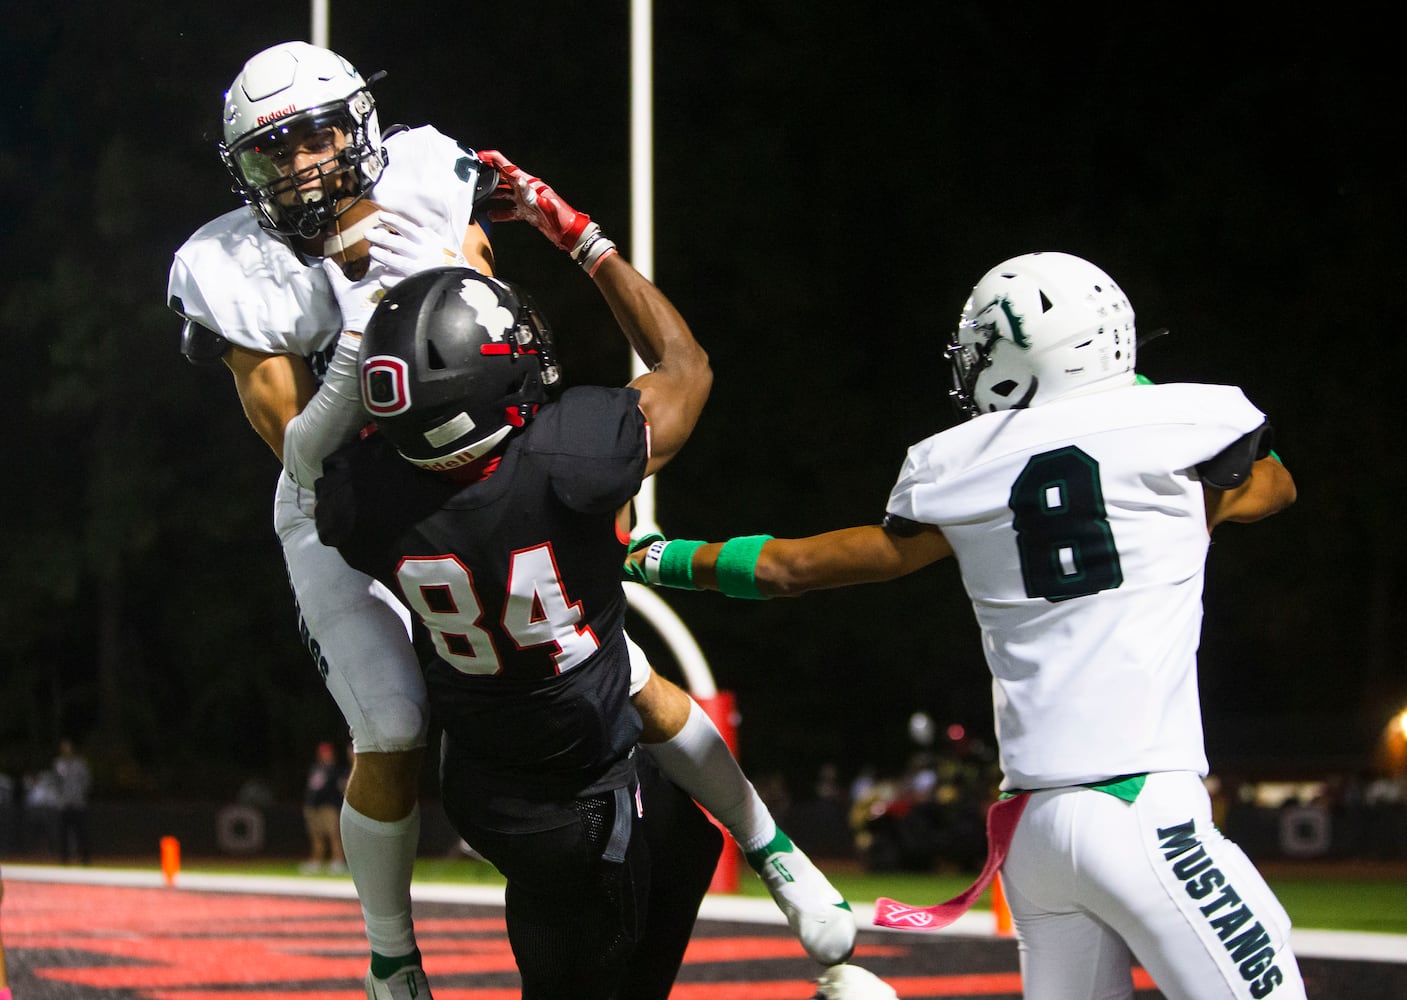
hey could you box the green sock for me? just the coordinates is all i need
[369,948,422,980]
[744,827,795,873]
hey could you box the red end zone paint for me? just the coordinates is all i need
[0,878,1164,999]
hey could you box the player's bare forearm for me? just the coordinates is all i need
[693,524,952,597]
[461,221,495,275]
[593,254,712,475]
[225,344,317,462]
[476,150,709,471]
[592,254,704,370]
[1205,455,1297,529]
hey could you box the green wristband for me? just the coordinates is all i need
[648,539,704,590]
[715,534,774,600]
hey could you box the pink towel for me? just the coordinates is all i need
[873,792,1029,930]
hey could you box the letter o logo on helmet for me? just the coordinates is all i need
[362,355,412,416]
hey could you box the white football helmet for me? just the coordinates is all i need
[218,41,387,239]
[947,251,1136,419]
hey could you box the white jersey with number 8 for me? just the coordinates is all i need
[886,381,1265,790]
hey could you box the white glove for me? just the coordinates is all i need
[367,213,470,280]
[321,256,389,334]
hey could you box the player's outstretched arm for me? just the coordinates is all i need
[629,523,953,599]
[478,149,711,477]
[590,253,711,476]
[1205,455,1297,529]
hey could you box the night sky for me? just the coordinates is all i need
[4,4,1402,794]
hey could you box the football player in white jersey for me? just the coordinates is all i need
[631,252,1305,1000]
[167,41,857,999]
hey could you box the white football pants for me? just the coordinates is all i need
[1001,770,1307,1000]
[275,474,426,754]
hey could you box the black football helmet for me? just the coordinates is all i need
[359,267,561,472]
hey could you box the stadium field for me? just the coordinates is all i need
[2,861,1403,998]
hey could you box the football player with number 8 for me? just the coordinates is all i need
[629,252,1307,1000]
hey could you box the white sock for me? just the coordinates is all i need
[644,699,776,852]
[340,800,421,959]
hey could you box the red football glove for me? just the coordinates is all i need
[479,150,617,275]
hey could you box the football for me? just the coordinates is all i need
[323,197,384,279]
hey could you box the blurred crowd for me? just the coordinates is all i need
[2,733,1405,869]
[0,738,92,863]
[753,746,1407,872]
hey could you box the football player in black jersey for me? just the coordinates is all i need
[314,153,719,1000]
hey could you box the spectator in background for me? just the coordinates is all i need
[302,741,349,875]
[1,867,10,1000]
[814,763,844,803]
[54,739,91,865]
[0,772,15,854]
[22,768,59,854]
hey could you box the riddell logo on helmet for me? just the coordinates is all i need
[256,104,298,127]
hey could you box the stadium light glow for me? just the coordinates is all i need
[1379,706,1407,777]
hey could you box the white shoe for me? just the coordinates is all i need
[814,963,899,1000]
[364,965,432,1000]
[298,860,325,875]
[747,829,856,966]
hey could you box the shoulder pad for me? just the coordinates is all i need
[178,317,230,367]
[882,513,926,537]
[1197,422,1273,490]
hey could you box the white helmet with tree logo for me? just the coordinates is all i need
[947,251,1136,419]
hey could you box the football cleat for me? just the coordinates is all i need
[364,964,432,1000]
[746,829,857,966]
[813,963,900,1000]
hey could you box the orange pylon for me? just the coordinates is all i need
[160,836,181,887]
[992,871,1014,936]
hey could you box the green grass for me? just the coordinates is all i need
[177,858,1407,936]
[1257,875,1407,936]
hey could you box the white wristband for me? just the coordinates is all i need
[571,222,618,276]
[643,540,669,586]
